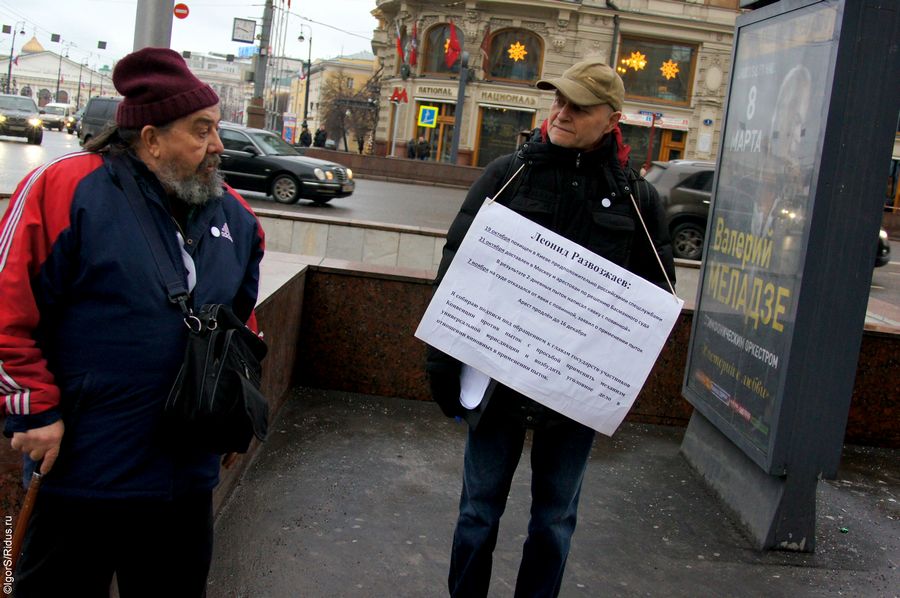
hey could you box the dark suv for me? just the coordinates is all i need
[646,159,891,267]
[644,160,713,260]
[78,96,122,145]
[0,94,43,145]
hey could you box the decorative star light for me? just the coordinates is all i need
[508,41,528,62]
[625,51,647,71]
[444,38,450,53]
[660,59,680,80]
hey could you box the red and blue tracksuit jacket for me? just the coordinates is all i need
[0,152,265,499]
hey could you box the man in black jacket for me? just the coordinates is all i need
[313,125,327,147]
[426,60,675,598]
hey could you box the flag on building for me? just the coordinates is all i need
[395,22,405,63]
[445,20,461,68]
[408,22,418,67]
[480,25,491,74]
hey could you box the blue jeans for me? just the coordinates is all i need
[448,392,596,597]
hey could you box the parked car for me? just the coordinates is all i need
[0,93,43,145]
[40,102,75,131]
[218,122,354,204]
[78,96,122,145]
[644,160,714,260]
[645,159,891,267]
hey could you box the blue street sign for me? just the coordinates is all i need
[418,106,438,128]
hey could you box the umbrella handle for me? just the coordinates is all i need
[8,461,43,576]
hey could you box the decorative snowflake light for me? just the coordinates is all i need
[508,41,528,62]
[625,51,647,71]
[660,59,680,80]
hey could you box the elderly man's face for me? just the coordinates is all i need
[548,92,621,150]
[150,105,225,204]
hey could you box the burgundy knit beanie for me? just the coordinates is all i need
[113,47,219,128]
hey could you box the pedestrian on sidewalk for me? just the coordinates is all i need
[298,124,312,147]
[0,47,265,597]
[425,59,675,597]
[314,124,328,147]
[415,135,431,160]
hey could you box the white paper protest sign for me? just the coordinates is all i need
[415,201,684,436]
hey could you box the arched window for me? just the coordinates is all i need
[20,86,32,98]
[423,23,464,75]
[484,28,543,83]
[38,89,52,107]
[56,90,69,103]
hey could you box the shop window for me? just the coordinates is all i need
[615,37,697,106]
[484,29,543,84]
[423,23,463,75]
[476,106,535,167]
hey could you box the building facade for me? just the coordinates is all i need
[0,36,114,109]
[287,52,378,149]
[371,0,740,166]
[181,52,254,126]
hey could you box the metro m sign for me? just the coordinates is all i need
[389,87,408,104]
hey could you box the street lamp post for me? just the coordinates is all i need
[298,25,312,129]
[75,61,86,109]
[87,60,94,98]
[51,34,66,102]
[3,22,26,94]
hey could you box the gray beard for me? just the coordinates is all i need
[156,156,225,206]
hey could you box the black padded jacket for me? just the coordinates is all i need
[425,130,676,427]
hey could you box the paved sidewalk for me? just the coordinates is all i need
[208,389,898,598]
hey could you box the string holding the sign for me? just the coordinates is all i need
[484,162,677,300]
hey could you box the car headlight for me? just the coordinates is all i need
[0,114,6,124]
[313,168,326,180]
[325,170,334,180]
[28,117,42,127]
[879,229,888,240]
[346,168,353,180]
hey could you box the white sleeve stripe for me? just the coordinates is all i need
[0,151,90,272]
[2,390,30,416]
[0,351,33,416]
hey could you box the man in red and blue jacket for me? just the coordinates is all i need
[0,48,265,596]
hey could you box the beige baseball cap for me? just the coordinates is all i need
[536,60,625,111]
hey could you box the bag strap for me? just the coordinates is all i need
[108,155,192,316]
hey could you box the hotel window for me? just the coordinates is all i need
[615,37,698,106]
[423,23,464,76]
[484,28,543,84]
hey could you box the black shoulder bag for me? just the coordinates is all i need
[111,156,269,454]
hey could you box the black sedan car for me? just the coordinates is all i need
[218,122,354,204]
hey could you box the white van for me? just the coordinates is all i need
[41,102,76,133]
